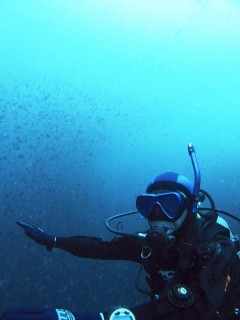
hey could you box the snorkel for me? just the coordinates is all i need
[188,143,201,213]
[105,143,201,238]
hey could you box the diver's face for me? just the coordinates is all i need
[148,207,188,233]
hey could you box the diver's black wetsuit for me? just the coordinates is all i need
[55,217,240,320]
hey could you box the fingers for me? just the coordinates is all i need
[24,228,38,238]
[16,221,36,231]
[16,221,54,248]
[17,221,41,242]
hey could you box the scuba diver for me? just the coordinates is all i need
[2,144,240,320]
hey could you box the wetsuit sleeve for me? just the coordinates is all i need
[55,235,144,263]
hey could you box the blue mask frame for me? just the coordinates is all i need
[136,192,185,221]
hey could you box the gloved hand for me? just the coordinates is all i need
[17,221,55,251]
[0,307,104,320]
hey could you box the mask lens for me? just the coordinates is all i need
[136,192,184,220]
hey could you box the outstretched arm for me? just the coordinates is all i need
[17,221,144,263]
[55,234,144,262]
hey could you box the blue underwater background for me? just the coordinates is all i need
[1,0,240,314]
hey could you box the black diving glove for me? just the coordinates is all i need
[0,307,104,320]
[17,221,55,251]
